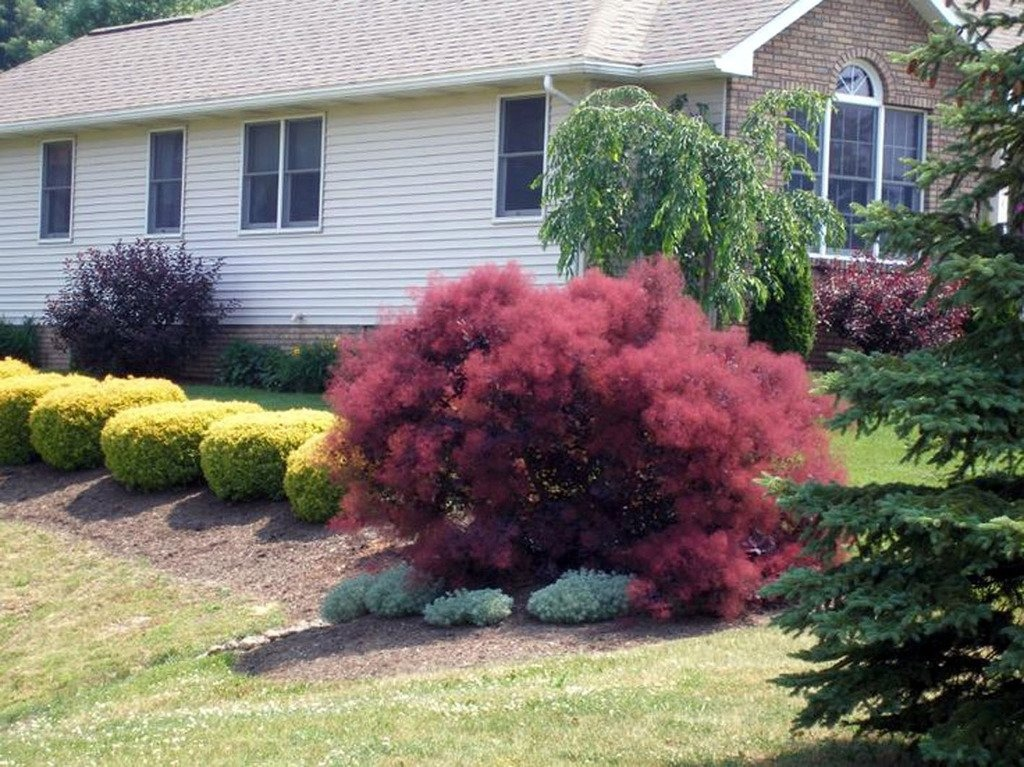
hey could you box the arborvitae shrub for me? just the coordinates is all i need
[101,400,263,491]
[284,431,346,523]
[321,572,376,623]
[423,588,514,627]
[814,255,969,355]
[0,373,95,465]
[29,377,185,470]
[362,564,444,618]
[0,356,34,379]
[0,318,38,365]
[327,258,842,618]
[199,409,336,501]
[748,253,816,357]
[43,239,233,376]
[526,570,632,624]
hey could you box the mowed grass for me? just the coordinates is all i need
[0,417,930,765]
[182,383,328,411]
[0,518,911,766]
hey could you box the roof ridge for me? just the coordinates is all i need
[88,15,194,36]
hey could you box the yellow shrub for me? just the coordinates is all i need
[0,373,96,465]
[284,431,346,523]
[101,400,264,491]
[0,357,35,379]
[199,409,336,501]
[29,377,186,470]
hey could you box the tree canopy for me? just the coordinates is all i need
[766,2,1024,762]
[538,86,844,326]
[1,0,223,70]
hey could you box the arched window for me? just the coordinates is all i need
[788,62,926,253]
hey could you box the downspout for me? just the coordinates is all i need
[543,74,577,106]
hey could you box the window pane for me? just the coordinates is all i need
[499,154,543,213]
[150,181,182,232]
[501,97,546,154]
[150,131,183,181]
[284,171,321,226]
[41,188,71,238]
[43,141,72,187]
[245,122,280,173]
[286,118,322,171]
[243,174,278,227]
[883,110,923,182]
[836,65,874,98]
[828,103,877,251]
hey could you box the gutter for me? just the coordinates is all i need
[0,56,734,137]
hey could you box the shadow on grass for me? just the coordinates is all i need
[675,737,917,766]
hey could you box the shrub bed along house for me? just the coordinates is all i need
[0,318,38,364]
[29,377,186,470]
[326,258,843,619]
[217,339,337,393]
[101,399,264,491]
[0,373,95,465]
[283,431,346,523]
[199,409,336,501]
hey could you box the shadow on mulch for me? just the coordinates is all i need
[167,491,331,543]
[0,463,104,505]
[66,475,194,522]
[235,612,727,682]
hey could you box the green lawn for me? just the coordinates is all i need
[0,413,932,764]
[0,520,910,766]
[183,384,328,411]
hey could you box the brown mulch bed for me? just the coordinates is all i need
[0,463,741,681]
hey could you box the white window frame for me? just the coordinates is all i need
[238,113,326,235]
[38,137,75,243]
[145,126,187,237]
[804,61,927,259]
[492,92,549,223]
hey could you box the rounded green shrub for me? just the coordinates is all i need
[526,569,633,624]
[0,373,95,465]
[0,356,35,379]
[423,588,514,627]
[320,572,376,624]
[199,409,336,501]
[363,564,444,618]
[283,431,346,523]
[29,377,185,470]
[101,399,264,491]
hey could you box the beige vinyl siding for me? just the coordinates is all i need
[0,87,582,325]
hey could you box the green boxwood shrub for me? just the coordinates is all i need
[199,409,336,501]
[423,588,514,627]
[526,569,633,624]
[283,431,346,523]
[0,356,34,379]
[101,399,263,491]
[0,373,95,465]
[29,377,185,470]
[363,564,444,618]
[320,572,376,624]
[0,318,38,365]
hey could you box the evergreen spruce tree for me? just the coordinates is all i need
[765,3,1024,764]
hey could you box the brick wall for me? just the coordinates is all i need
[725,0,961,209]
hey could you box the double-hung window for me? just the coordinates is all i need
[148,129,185,234]
[40,139,74,240]
[242,117,323,230]
[495,95,546,217]
[788,63,926,253]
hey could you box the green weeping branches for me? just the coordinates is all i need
[539,85,843,329]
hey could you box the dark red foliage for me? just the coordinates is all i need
[45,239,234,376]
[814,255,969,355]
[327,258,843,618]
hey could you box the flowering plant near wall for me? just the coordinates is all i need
[814,254,969,355]
[326,257,843,619]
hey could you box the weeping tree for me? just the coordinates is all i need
[765,2,1024,763]
[539,85,843,332]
